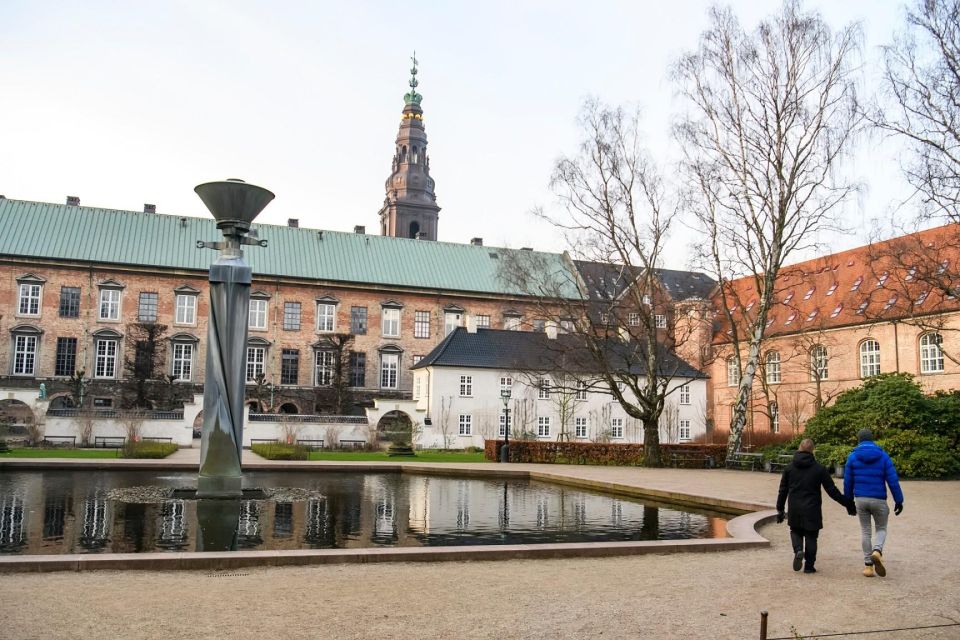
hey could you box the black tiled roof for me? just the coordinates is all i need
[573,260,715,302]
[411,327,706,379]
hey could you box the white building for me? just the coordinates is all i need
[410,325,708,449]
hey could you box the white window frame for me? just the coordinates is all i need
[770,402,780,433]
[537,416,551,438]
[458,414,472,436]
[679,419,691,442]
[765,351,781,384]
[315,350,335,386]
[12,334,38,376]
[459,375,473,397]
[679,383,691,405]
[172,342,194,381]
[538,379,550,400]
[475,315,490,328]
[628,312,640,327]
[17,283,42,316]
[246,346,266,382]
[727,357,740,386]
[859,340,881,378]
[810,345,829,381]
[380,352,399,389]
[175,294,197,325]
[504,316,521,331]
[498,413,510,437]
[316,303,336,333]
[94,338,119,379]
[655,314,667,329]
[500,376,513,394]
[99,288,121,321]
[444,312,462,336]
[920,332,945,374]
[575,417,588,438]
[249,299,268,330]
[610,417,624,439]
[575,381,588,401]
[414,310,431,338]
[382,307,401,338]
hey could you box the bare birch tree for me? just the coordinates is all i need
[673,0,862,455]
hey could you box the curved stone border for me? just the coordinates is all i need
[0,462,778,572]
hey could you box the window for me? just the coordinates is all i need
[628,313,640,327]
[99,289,121,321]
[560,319,574,333]
[458,414,472,436]
[920,333,944,374]
[444,312,462,336]
[538,379,550,399]
[576,381,588,401]
[810,345,829,380]
[856,301,869,315]
[679,419,691,442]
[537,416,551,438]
[475,315,490,328]
[59,287,80,318]
[806,309,819,322]
[783,292,794,304]
[679,383,691,405]
[500,376,513,394]
[414,311,430,338]
[727,357,740,386]
[55,337,77,377]
[803,287,815,300]
[350,306,368,335]
[249,299,267,330]
[877,272,889,287]
[316,303,335,332]
[504,315,521,331]
[12,334,38,375]
[134,292,157,322]
[906,267,916,282]
[382,308,400,338]
[246,346,266,382]
[94,339,119,378]
[655,314,667,329]
[826,283,838,296]
[412,355,423,366]
[280,349,299,385]
[769,402,780,433]
[575,417,588,438]
[532,319,546,332]
[349,352,366,387]
[283,302,302,331]
[459,375,473,397]
[642,295,651,305]
[175,294,197,325]
[599,312,610,325]
[499,413,511,437]
[610,418,624,439]
[380,352,399,389]
[830,304,843,318]
[765,351,781,384]
[850,276,863,291]
[172,343,193,381]
[915,290,929,306]
[17,283,42,316]
[859,340,881,378]
[315,351,335,386]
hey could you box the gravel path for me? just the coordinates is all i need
[0,470,957,639]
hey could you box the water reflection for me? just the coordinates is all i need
[0,470,731,555]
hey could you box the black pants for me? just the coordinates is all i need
[790,527,820,568]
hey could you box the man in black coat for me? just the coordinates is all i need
[776,438,855,573]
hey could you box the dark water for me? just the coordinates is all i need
[0,470,729,554]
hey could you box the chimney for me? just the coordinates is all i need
[354,225,366,234]
[466,315,478,333]
[545,320,558,340]
[415,231,425,240]
[287,218,299,228]
[66,196,80,206]
[143,204,156,214]
[521,247,533,251]
[470,237,483,246]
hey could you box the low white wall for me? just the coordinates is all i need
[243,419,370,448]
[40,396,203,447]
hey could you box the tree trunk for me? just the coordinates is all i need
[643,417,662,467]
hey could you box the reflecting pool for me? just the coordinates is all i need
[0,470,730,554]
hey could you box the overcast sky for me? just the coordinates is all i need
[1,1,916,269]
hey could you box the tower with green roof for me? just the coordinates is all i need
[379,53,441,241]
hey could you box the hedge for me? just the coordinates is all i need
[251,442,309,460]
[123,441,178,458]
[483,440,728,467]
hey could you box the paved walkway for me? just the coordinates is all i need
[0,464,956,639]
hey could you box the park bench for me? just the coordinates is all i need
[768,454,794,473]
[42,435,76,448]
[142,436,173,443]
[669,452,716,469]
[338,439,366,450]
[725,451,764,471]
[295,439,324,451]
[94,436,126,449]
[249,438,281,447]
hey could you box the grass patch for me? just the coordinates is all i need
[124,441,178,459]
[0,448,122,458]
[306,450,486,463]
[252,442,309,460]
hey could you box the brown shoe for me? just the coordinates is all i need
[870,550,886,577]
[863,565,875,578]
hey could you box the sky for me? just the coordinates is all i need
[0,0,917,270]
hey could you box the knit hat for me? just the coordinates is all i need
[857,428,874,442]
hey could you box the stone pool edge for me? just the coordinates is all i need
[0,461,777,572]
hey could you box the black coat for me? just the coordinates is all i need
[776,451,847,531]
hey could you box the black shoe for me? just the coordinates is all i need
[803,565,817,574]
[793,550,803,572]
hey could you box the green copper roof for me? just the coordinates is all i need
[0,198,580,297]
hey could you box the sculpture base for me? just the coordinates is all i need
[197,474,243,498]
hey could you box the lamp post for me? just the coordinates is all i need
[500,388,511,463]
[195,178,274,498]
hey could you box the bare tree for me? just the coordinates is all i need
[123,322,168,409]
[437,396,454,450]
[313,334,356,414]
[501,99,692,466]
[511,397,536,440]
[659,400,680,444]
[75,412,95,447]
[674,0,862,455]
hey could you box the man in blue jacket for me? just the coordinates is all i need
[843,429,904,578]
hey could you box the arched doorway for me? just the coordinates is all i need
[192,410,204,439]
[376,410,413,444]
[279,403,299,415]
[408,221,420,239]
[0,399,36,440]
[48,394,75,410]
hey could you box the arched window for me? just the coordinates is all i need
[859,339,881,378]
[409,221,420,239]
[412,146,419,163]
[726,356,740,387]
[810,345,829,381]
[765,351,781,384]
[920,332,944,373]
[400,145,407,163]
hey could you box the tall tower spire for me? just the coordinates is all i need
[379,53,440,241]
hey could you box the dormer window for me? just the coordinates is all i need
[826,283,838,296]
[915,290,929,306]
[830,304,843,318]
[783,292,794,304]
[746,299,756,311]
[850,276,863,291]
[883,295,898,312]
[803,287,816,300]
[938,260,949,275]
[806,309,819,322]
[856,301,869,315]
[785,312,797,325]
[766,317,775,328]
[906,267,916,282]
[877,272,889,287]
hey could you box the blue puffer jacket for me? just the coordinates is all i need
[843,441,904,503]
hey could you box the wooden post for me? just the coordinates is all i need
[760,610,768,640]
